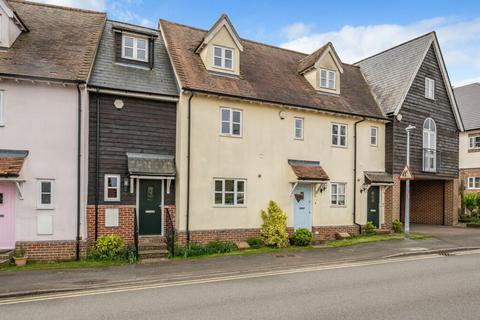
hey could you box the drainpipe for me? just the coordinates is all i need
[94,88,100,241]
[353,118,366,234]
[186,92,194,243]
[75,84,82,260]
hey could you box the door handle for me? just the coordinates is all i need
[370,209,376,212]
[145,210,155,214]
[299,207,305,210]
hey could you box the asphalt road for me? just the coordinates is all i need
[2,252,480,320]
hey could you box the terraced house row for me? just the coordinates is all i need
[0,0,466,261]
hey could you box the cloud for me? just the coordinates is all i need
[30,0,106,11]
[280,22,313,41]
[280,17,480,85]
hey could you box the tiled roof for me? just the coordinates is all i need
[127,153,176,176]
[364,171,394,185]
[160,20,385,120]
[89,20,178,96]
[0,149,28,177]
[297,43,329,74]
[454,83,480,131]
[1,0,106,81]
[355,32,434,115]
[289,160,329,181]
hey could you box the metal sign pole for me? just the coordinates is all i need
[404,125,415,239]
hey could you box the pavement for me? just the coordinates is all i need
[2,248,480,319]
[0,224,479,299]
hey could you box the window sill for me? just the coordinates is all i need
[331,144,348,149]
[104,199,121,202]
[330,205,347,208]
[121,55,148,63]
[212,65,234,73]
[294,138,304,141]
[220,134,243,139]
[36,207,55,210]
[370,144,378,147]
[213,205,247,208]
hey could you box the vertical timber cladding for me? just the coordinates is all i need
[87,93,177,207]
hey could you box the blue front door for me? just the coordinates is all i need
[293,184,312,230]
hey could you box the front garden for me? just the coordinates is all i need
[460,192,480,226]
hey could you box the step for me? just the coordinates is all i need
[138,249,169,260]
[0,250,13,263]
[138,237,167,245]
[139,257,168,264]
[0,259,10,268]
[138,243,168,251]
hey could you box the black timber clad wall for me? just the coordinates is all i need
[387,45,459,178]
[88,93,176,205]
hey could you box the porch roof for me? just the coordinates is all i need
[127,153,176,176]
[0,149,28,178]
[288,160,329,181]
[364,171,394,185]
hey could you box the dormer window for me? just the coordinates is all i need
[122,35,148,62]
[320,69,336,89]
[213,46,233,70]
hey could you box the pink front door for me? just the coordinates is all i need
[0,183,15,249]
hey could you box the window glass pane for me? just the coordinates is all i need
[137,39,146,49]
[232,123,241,135]
[237,181,245,192]
[224,193,234,205]
[475,137,480,148]
[214,47,222,57]
[215,192,223,204]
[332,135,338,145]
[107,188,117,198]
[225,180,234,192]
[124,47,134,58]
[224,59,232,69]
[108,177,117,187]
[332,124,338,135]
[232,110,241,123]
[237,193,244,205]
[41,181,51,193]
[221,121,230,134]
[340,136,346,146]
[214,57,222,67]
[332,184,337,194]
[41,193,51,205]
[340,125,346,136]
[225,49,233,59]
[221,109,230,121]
[331,195,337,205]
[124,37,134,47]
[215,180,223,192]
[137,49,146,60]
[296,129,302,138]
[338,195,345,205]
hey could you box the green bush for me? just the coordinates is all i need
[88,235,125,261]
[364,221,377,236]
[174,241,238,258]
[463,193,478,214]
[392,219,403,233]
[124,245,138,264]
[291,228,313,246]
[260,201,289,248]
[246,237,265,249]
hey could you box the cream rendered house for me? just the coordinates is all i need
[161,15,392,243]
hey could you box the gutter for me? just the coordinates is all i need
[186,92,195,243]
[353,118,366,234]
[75,85,82,260]
[87,87,178,102]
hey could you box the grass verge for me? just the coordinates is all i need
[327,233,430,248]
[0,259,126,272]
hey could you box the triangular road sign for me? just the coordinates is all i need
[399,164,414,180]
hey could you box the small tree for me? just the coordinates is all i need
[260,201,289,248]
[463,193,477,216]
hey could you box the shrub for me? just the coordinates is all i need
[88,235,125,261]
[246,237,265,249]
[463,193,478,214]
[260,201,289,248]
[124,245,138,264]
[291,228,313,246]
[364,221,376,236]
[14,245,26,258]
[392,219,403,233]
[174,241,238,258]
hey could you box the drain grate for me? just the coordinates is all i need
[438,251,452,257]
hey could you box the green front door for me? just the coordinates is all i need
[367,186,380,228]
[139,180,163,235]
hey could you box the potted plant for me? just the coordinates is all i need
[13,246,27,266]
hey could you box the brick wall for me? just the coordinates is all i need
[86,205,135,247]
[409,180,444,225]
[444,179,459,225]
[385,176,401,224]
[15,240,89,262]
[312,225,360,240]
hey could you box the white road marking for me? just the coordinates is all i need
[0,254,452,306]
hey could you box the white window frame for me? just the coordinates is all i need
[320,68,336,90]
[294,117,304,140]
[104,174,121,202]
[121,34,148,62]
[213,45,234,70]
[331,123,348,147]
[220,107,242,137]
[425,77,435,100]
[213,178,247,207]
[0,90,4,126]
[331,182,346,206]
[423,118,437,172]
[37,179,55,210]
[468,177,480,190]
[469,135,480,150]
[370,126,378,146]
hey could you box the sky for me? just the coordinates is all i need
[32,0,480,86]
